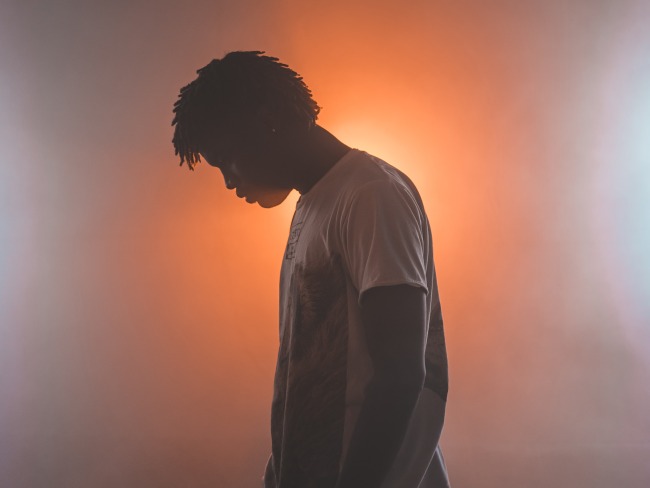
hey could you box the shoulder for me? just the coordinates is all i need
[337,151,424,212]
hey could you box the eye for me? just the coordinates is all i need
[217,146,238,164]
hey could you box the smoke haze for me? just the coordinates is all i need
[1,0,649,486]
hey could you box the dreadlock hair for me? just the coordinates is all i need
[171,51,321,170]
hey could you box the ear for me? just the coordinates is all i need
[255,105,282,136]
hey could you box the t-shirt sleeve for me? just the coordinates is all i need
[340,178,429,299]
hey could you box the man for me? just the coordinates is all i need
[172,51,450,488]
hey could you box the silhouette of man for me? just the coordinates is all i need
[172,51,450,488]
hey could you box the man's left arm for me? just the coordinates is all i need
[335,284,427,488]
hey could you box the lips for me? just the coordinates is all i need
[235,187,256,203]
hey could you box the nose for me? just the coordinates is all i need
[220,166,239,190]
[224,175,236,190]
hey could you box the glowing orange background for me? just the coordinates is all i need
[1,0,649,487]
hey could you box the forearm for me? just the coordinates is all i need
[335,375,423,488]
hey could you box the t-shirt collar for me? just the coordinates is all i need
[296,148,359,208]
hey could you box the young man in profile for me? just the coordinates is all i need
[171,51,450,488]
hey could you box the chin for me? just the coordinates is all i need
[254,189,292,208]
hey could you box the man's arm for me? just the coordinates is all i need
[335,284,427,488]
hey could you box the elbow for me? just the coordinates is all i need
[403,372,425,398]
[370,367,425,401]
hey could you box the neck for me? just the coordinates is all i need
[290,125,351,194]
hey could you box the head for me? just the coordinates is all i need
[171,51,321,207]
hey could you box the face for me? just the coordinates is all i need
[199,128,293,208]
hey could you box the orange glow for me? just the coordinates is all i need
[3,1,650,486]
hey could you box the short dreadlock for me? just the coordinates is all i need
[172,51,321,170]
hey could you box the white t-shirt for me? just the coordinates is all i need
[265,149,450,488]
